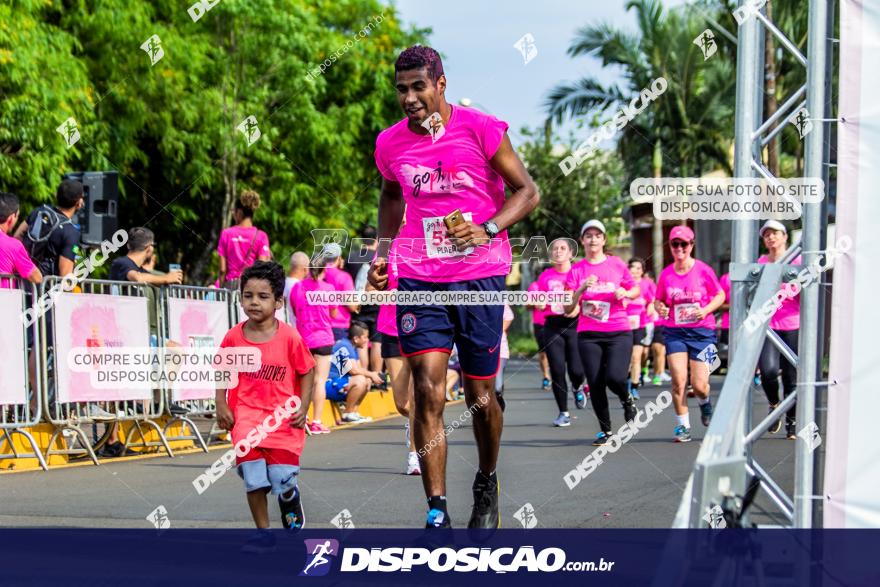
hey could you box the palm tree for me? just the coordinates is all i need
[545,0,736,275]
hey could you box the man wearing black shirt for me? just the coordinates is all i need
[14,178,84,277]
[109,227,182,285]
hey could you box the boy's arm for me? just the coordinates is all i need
[292,369,314,428]
[215,388,234,430]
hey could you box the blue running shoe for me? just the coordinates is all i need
[592,431,613,446]
[542,378,551,391]
[674,425,692,443]
[631,386,641,400]
[553,412,571,427]
[426,508,451,528]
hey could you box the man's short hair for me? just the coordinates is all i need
[56,179,84,209]
[349,320,369,340]
[395,45,445,83]
[127,227,155,252]
[0,192,20,224]
[241,261,285,299]
[289,251,310,270]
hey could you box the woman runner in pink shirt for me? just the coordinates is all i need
[218,190,271,289]
[289,256,338,435]
[564,220,640,445]
[537,238,587,428]
[653,225,725,443]
[756,220,801,438]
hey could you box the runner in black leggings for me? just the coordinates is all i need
[756,220,801,438]
[564,220,639,445]
[535,238,586,427]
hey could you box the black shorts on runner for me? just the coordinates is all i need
[651,325,665,345]
[397,275,504,379]
[380,333,402,359]
[632,327,647,346]
[309,345,333,356]
[359,316,382,343]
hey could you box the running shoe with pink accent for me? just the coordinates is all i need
[308,421,331,434]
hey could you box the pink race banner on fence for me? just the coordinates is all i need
[167,297,230,401]
[0,289,28,405]
[54,293,152,403]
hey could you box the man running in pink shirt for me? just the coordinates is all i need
[368,45,539,529]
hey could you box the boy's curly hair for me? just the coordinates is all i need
[240,260,284,299]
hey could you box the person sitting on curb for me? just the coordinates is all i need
[326,320,384,424]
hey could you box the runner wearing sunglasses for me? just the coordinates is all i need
[653,226,725,443]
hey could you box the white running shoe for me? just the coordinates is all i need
[88,405,115,421]
[341,412,373,423]
[659,372,672,382]
[406,451,421,475]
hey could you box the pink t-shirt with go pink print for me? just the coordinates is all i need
[289,277,336,349]
[374,106,511,282]
[655,260,722,330]
[565,256,635,333]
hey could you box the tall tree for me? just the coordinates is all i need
[544,0,737,274]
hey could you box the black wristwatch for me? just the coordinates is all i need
[482,220,500,239]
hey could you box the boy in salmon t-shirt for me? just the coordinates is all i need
[216,261,315,551]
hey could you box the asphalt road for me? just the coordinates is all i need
[1,359,795,529]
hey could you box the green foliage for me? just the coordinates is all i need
[546,0,737,180]
[0,0,427,282]
[513,127,627,249]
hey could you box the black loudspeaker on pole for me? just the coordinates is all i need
[63,171,119,246]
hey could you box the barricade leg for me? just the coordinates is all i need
[122,420,174,458]
[163,416,209,452]
[46,425,99,465]
[0,428,49,471]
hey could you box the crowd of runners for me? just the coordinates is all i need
[0,43,801,543]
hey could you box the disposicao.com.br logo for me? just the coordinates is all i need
[299,542,615,574]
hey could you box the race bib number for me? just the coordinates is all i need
[422,213,474,259]
[628,314,641,330]
[582,300,611,323]
[674,303,702,325]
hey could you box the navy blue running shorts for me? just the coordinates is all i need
[396,275,504,379]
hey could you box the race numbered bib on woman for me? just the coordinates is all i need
[582,300,611,323]
[674,303,701,325]
[422,213,474,258]
[628,314,641,330]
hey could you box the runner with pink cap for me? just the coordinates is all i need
[653,225,725,443]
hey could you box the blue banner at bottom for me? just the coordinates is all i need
[1,529,878,586]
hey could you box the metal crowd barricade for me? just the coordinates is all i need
[42,277,173,463]
[160,285,235,448]
[0,275,48,470]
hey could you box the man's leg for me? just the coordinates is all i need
[408,352,452,496]
[463,374,503,476]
